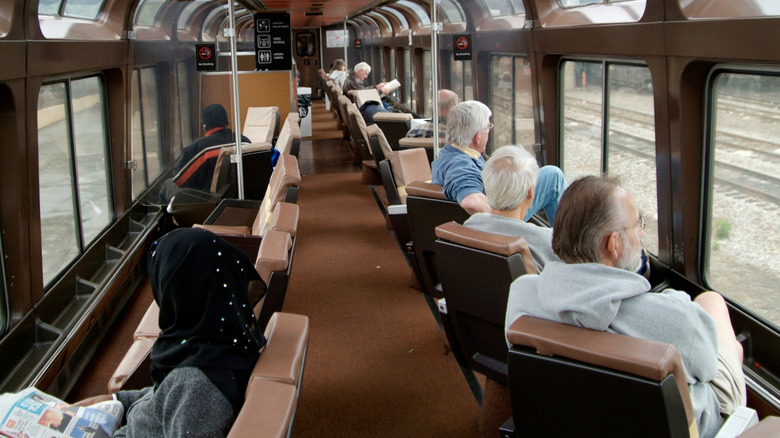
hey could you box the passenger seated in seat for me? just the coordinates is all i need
[76,228,267,438]
[159,104,251,203]
[328,59,347,92]
[342,62,389,95]
[405,89,458,139]
[431,100,567,222]
[359,100,390,125]
[505,175,746,438]
[464,146,559,272]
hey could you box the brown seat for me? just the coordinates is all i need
[405,181,469,298]
[373,112,413,150]
[398,136,435,163]
[228,311,310,438]
[274,114,301,156]
[505,315,696,437]
[243,106,280,144]
[253,229,295,330]
[434,222,534,388]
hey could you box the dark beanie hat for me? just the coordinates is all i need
[202,104,229,128]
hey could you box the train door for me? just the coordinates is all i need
[293,29,320,90]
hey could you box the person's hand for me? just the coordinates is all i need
[72,394,114,407]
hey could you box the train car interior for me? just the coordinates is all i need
[0,0,778,436]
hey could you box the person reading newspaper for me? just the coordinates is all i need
[71,228,267,437]
[0,387,122,438]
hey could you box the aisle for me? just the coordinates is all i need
[282,170,482,437]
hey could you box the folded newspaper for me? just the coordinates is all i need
[0,388,123,438]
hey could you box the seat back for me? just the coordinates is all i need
[405,181,469,297]
[398,136,435,163]
[506,316,695,438]
[244,106,280,144]
[254,229,294,330]
[172,143,230,189]
[209,142,273,195]
[365,123,393,162]
[275,115,301,156]
[373,112,413,150]
[252,154,301,238]
[379,148,431,206]
[434,222,532,385]
[350,88,383,107]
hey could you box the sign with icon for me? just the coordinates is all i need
[254,12,292,71]
[453,34,471,61]
[196,44,216,71]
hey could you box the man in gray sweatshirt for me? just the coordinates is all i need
[505,175,746,438]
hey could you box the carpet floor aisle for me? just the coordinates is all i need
[282,171,482,437]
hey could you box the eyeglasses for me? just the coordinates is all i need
[485,123,494,131]
[626,214,646,231]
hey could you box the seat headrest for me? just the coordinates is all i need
[405,181,447,200]
[507,315,694,425]
[435,221,528,256]
[388,148,431,186]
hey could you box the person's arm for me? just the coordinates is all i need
[460,193,491,215]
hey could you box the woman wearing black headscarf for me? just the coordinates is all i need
[78,228,266,437]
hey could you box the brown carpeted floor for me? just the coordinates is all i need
[283,171,481,437]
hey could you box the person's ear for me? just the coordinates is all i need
[527,185,535,201]
[604,232,620,262]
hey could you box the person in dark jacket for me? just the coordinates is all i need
[76,228,267,437]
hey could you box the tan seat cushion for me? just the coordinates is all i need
[227,379,297,438]
[249,312,310,387]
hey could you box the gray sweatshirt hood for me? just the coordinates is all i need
[535,261,651,331]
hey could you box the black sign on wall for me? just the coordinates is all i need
[453,34,472,61]
[254,12,292,71]
[196,44,216,71]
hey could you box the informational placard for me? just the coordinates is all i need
[453,34,472,61]
[354,39,362,48]
[326,29,346,48]
[254,12,291,71]
[196,44,216,71]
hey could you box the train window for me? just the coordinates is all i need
[380,6,409,29]
[177,61,193,152]
[449,59,473,102]
[561,61,658,254]
[560,0,633,6]
[681,0,780,19]
[482,0,525,17]
[38,0,104,19]
[396,0,432,25]
[438,0,466,22]
[705,71,780,328]
[403,49,415,110]
[134,0,166,27]
[131,66,163,199]
[488,55,533,155]
[422,51,432,118]
[37,76,113,286]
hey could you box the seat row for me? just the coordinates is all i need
[368,174,778,437]
[110,153,306,437]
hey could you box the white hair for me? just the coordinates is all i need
[482,146,539,211]
[445,100,492,147]
[353,62,371,74]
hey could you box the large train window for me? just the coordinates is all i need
[39,0,104,19]
[422,50,433,118]
[131,66,163,199]
[37,76,113,286]
[177,61,192,153]
[488,54,533,156]
[449,59,473,102]
[560,60,658,255]
[403,49,416,110]
[482,0,525,16]
[705,71,780,328]
[134,0,166,26]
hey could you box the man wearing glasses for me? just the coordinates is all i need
[431,100,566,222]
[504,175,746,438]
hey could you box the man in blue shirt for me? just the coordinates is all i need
[431,100,567,222]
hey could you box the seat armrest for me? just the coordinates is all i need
[405,181,446,200]
[134,303,160,340]
[250,312,310,387]
[435,221,529,257]
[107,337,155,393]
[227,379,297,438]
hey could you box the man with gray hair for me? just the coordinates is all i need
[463,146,560,272]
[431,100,567,221]
[343,61,388,95]
[505,175,746,438]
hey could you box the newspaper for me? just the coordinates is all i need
[0,388,123,438]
